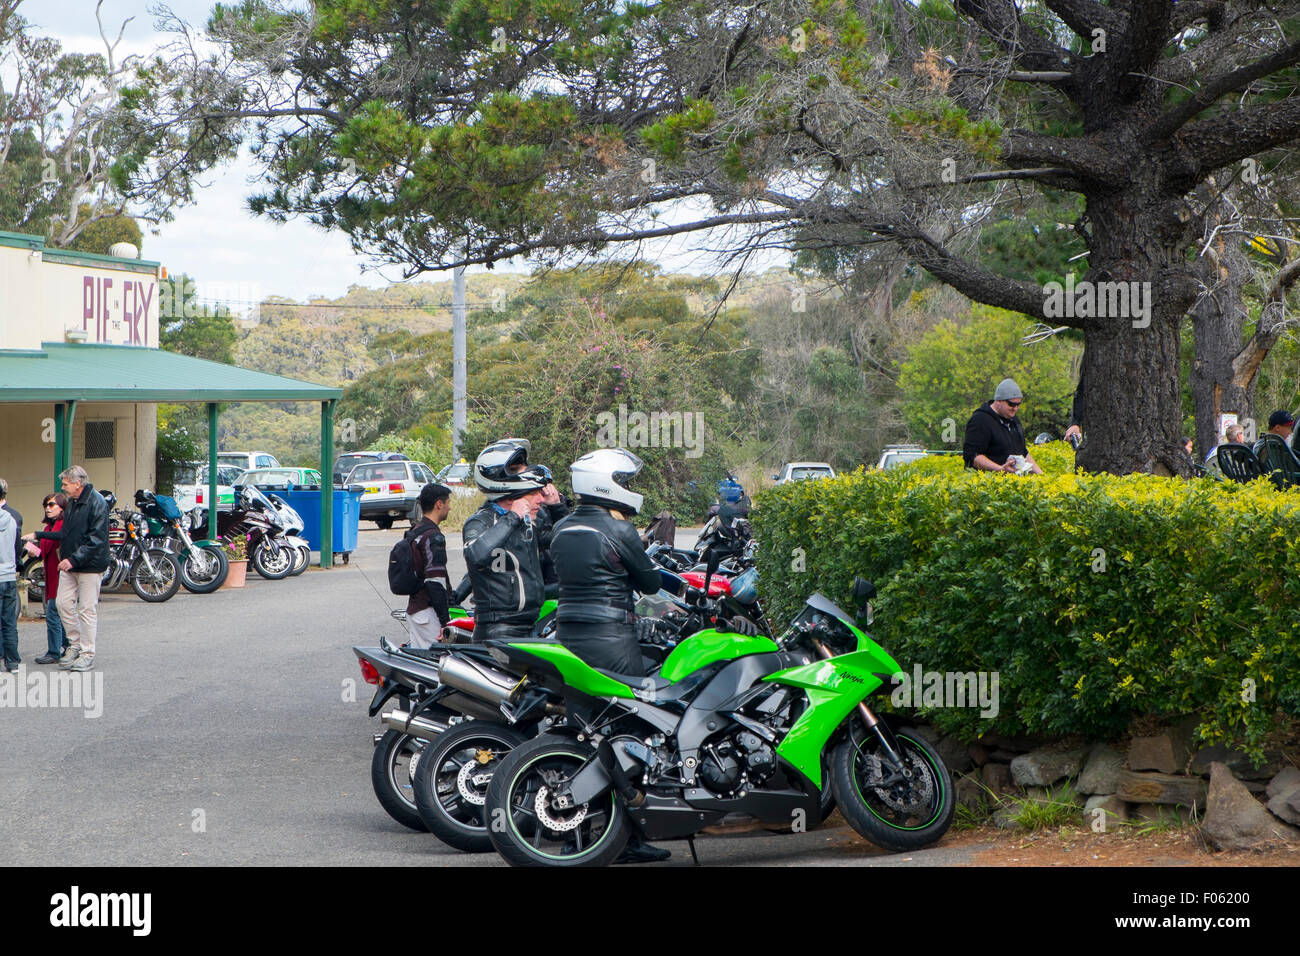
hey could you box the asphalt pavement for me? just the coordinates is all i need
[0,523,983,867]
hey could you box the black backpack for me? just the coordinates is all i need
[388,525,434,595]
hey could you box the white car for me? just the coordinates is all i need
[217,450,281,473]
[172,462,245,512]
[876,445,928,470]
[345,459,439,529]
[773,462,837,484]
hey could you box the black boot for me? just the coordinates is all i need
[616,835,671,864]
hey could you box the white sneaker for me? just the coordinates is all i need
[58,648,81,669]
[69,655,95,672]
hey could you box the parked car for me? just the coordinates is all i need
[344,459,439,528]
[876,445,928,470]
[436,460,476,496]
[333,451,409,486]
[218,451,281,472]
[235,467,324,490]
[173,462,245,512]
[772,461,837,484]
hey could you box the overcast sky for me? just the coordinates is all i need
[34,1,788,308]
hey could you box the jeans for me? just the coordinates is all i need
[45,598,66,656]
[0,580,18,667]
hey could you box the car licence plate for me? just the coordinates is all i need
[365,485,380,494]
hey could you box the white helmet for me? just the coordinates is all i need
[474,439,548,500]
[571,447,645,516]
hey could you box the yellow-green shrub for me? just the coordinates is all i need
[753,456,1300,755]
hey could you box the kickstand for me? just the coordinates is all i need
[686,835,700,866]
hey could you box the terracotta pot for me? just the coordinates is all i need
[221,559,248,589]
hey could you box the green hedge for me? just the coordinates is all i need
[752,445,1300,755]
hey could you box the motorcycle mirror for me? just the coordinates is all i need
[702,548,721,597]
[852,577,876,602]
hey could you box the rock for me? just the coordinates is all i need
[1127,722,1196,773]
[1265,767,1300,800]
[979,733,1041,754]
[967,743,990,767]
[992,805,1023,830]
[1078,744,1125,795]
[954,772,988,813]
[933,734,974,774]
[1083,794,1129,829]
[1132,804,1195,826]
[1190,745,1286,780]
[1115,770,1207,809]
[981,762,1014,794]
[1011,747,1090,787]
[1203,762,1300,850]
[1267,786,1300,827]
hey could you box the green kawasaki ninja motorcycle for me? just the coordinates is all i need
[483,574,954,867]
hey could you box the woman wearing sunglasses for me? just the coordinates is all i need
[26,493,69,664]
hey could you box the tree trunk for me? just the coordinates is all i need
[1190,233,1252,456]
[1074,192,1197,476]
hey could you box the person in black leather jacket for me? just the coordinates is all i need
[551,448,662,676]
[461,440,551,643]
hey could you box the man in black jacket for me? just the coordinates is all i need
[550,448,662,676]
[406,483,453,648]
[962,378,1043,474]
[462,441,551,643]
[30,466,110,671]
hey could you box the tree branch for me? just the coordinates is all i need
[890,224,1058,324]
[952,0,1075,74]
[1041,0,1120,40]
[1233,255,1300,386]
[1149,36,1300,142]
[1179,97,1300,174]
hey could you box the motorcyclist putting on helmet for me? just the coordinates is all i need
[550,448,663,676]
[461,439,550,644]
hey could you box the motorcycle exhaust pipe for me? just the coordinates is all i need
[437,654,521,706]
[383,709,450,741]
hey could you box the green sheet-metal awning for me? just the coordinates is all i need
[0,343,342,403]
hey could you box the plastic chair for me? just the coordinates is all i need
[1216,443,1266,484]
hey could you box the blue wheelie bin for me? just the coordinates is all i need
[282,485,362,564]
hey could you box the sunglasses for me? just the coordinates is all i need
[1005,400,1022,407]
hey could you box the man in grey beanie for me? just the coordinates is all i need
[962,378,1043,474]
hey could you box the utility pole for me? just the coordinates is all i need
[452,263,467,460]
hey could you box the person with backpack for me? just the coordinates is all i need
[389,483,453,648]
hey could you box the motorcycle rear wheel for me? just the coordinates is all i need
[371,729,429,832]
[485,734,629,867]
[180,541,228,594]
[830,727,954,853]
[414,721,528,852]
[130,549,181,603]
[252,541,294,580]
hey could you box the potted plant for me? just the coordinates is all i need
[220,534,250,589]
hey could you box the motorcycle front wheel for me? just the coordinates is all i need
[830,726,954,853]
[180,541,228,594]
[130,549,182,603]
[252,540,294,580]
[20,555,45,604]
[485,734,629,867]
[371,729,429,832]
[288,545,310,576]
[414,721,528,852]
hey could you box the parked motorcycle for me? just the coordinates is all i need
[103,503,183,602]
[204,484,297,580]
[137,490,229,594]
[481,564,953,867]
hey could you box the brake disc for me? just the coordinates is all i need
[456,758,493,806]
[859,752,934,813]
[534,785,588,832]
